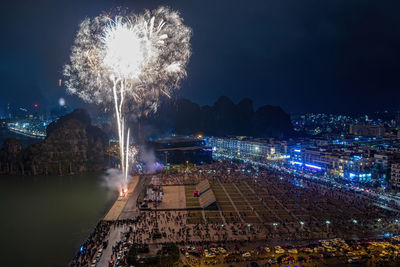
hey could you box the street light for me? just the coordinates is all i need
[326,220,331,231]
[352,219,358,224]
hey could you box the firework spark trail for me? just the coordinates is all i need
[125,128,130,181]
[63,7,192,191]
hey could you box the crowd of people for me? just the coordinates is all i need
[158,161,400,242]
[69,221,113,266]
[70,160,400,266]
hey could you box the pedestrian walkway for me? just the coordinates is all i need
[104,176,139,220]
[97,224,126,267]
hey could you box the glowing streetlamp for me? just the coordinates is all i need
[326,220,331,231]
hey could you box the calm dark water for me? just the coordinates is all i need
[0,174,116,267]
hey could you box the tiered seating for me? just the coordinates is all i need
[197,179,211,194]
[199,188,216,208]
[197,179,216,208]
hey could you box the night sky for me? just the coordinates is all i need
[1,0,399,114]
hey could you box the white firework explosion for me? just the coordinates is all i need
[63,7,192,187]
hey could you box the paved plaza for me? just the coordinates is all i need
[154,185,186,210]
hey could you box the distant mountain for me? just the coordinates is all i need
[143,96,294,139]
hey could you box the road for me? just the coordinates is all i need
[118,175,150,220]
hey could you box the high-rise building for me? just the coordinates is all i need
[391,163,400,189]
[349,124,385,137]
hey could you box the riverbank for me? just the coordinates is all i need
[70,175,143,266]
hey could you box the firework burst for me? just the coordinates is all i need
[64,6,191,187]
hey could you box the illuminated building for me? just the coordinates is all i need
[349,124,385,137]
[205,136,289,162]
[391,163,400,189]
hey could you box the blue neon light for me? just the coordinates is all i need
[305,164,322,170]
[294,149,301,153]
[384,232,392,238]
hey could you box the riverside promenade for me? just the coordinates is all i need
[69,175,146,267]
[96,175,149,267]
[103,175,139,221]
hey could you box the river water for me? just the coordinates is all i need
[0,130,116,267]
[0,174,116,267]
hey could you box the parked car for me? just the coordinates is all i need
[242,252,251,258]
[275,246,285,254]
[205,252,216,258]
[210,247,218,254]
[348,257,361,264]
[218,247,227,254]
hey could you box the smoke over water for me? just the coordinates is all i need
[101,168,128,191]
